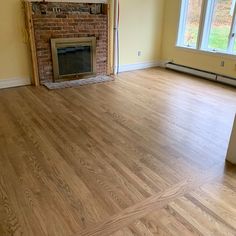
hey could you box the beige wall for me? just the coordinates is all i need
[0,0,31,81]
[161,0,236,78]
[1,0,236,82]
[119,0,164,66]
[0,0,164,82]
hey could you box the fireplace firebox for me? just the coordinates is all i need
[51,37,96,81]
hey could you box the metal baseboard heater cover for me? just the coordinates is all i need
[217,75,236,87]
[166,63,216,80]
[166,63,236,87]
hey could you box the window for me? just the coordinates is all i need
[177,0,236,55]
[177,0,203,48]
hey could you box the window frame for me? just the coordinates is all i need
[177,0,204,49]
[177,0,236,56]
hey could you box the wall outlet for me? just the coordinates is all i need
[138,51,142,57]
[220,61,225,67]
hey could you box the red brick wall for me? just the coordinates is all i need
[32,2,108,83]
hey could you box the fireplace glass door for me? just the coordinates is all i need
[51,37,96,81]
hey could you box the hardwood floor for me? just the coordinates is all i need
[110,169,236,236]
[0,68,236,235]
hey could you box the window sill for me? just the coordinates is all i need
[175,46,236,60]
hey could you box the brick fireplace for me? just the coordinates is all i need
[31,2,109,84]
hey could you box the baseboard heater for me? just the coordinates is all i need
[217,75,236,87]
[166,63,236,87]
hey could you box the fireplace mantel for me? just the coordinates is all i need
[27,0,108,3]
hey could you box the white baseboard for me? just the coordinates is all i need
[118,61,161,73]
[0,77,31,89]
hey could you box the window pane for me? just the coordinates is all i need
[183,0,203,48]
[208,0,234,51]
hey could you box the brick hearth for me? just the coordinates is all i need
[32,2,108,83]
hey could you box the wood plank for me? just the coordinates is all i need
[0,68,236,235]
[27,0,108,3]
[107,1,112,75]
[24,1,40,86]
[110,171,236,236]
[75,162,228,236]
